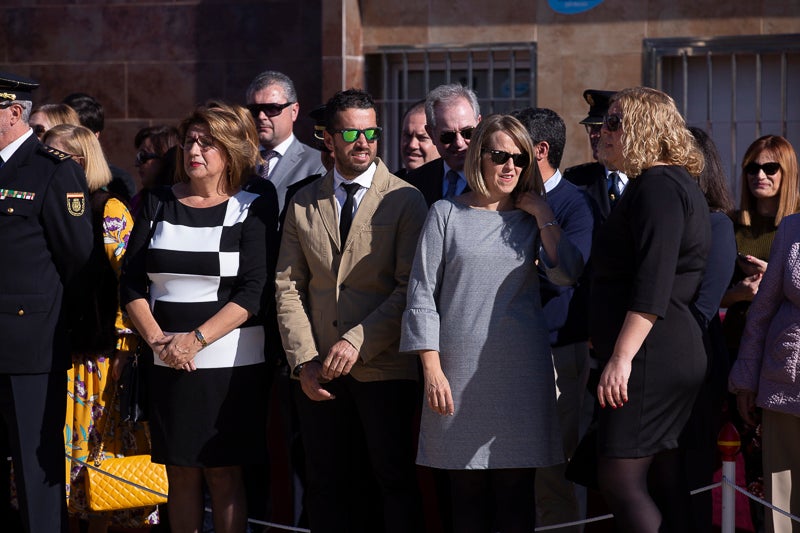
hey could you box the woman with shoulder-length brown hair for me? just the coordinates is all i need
[591,87,711,532]
[721,135,800,336]
[400,114,583,532]
[120,104,279,532]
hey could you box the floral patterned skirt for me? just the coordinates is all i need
[65,352,160,527]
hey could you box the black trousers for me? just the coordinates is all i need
[294,374,424,533]
[0,372,68,533]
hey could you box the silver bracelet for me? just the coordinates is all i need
[539,220,559,230]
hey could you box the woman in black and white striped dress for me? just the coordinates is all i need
[121,104,278,533]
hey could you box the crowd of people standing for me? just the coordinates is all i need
[0,66,799,533]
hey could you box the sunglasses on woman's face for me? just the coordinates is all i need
[135,150,160,165]
[482,149,530,169]
[745,162,781,176]
[602,114,622,132]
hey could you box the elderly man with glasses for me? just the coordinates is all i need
[404,83,482,207]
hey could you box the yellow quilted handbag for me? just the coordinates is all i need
[85,454,168,511]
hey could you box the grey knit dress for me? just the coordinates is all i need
[401,199,583,470]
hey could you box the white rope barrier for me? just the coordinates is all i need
[721,474,800,524]
[534,513,614,531]
[65,451,800,533]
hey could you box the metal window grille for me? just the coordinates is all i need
[365,43,537,171]
[644,34,800,202]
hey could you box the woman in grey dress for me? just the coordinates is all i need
[400,114,583,533]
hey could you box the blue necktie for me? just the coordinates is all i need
[608,172,621,207]
[445,170,459,199]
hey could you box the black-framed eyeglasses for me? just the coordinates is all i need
[439,126,475,145]
[745,161,781,176]
[247,102,294,118]
[0,101,15,110]
[136,150,161,165]
[181,136,216,151]
[602,114,622,132]
[329,127,382,143]
[482,149,530,169]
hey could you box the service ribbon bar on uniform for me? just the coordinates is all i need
[0,188,36,200]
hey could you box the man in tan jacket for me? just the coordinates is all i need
[276,88,427,533]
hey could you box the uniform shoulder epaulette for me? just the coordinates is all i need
[38,144,72,162]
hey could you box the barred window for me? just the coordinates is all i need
[644,34,800,201]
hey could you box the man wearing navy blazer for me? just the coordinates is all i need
[0,72,93,533]
[245,70,326,215]
[403,84,481,207]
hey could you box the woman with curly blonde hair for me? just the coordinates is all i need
[590,87,711,532]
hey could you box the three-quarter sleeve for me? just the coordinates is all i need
[228,195,271,316]
[539,234,585,287]
[628,170,691,318]
[120,191,160,307]
[400,202,448,353]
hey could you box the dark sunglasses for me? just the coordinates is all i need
[181,136,216,151]
[330,127,382,143]
[439,126,475,145]
[135,150,161,165]
[32,124,46,137]
[247,102,294,118]
[745,162,781,176]
[482,149,530,169]
[602,114,623,132]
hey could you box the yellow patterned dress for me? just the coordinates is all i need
[64,196,160,526]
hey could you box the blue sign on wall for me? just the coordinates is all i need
[548,0,605,14]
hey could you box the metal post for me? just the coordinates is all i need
[718,422,741,533]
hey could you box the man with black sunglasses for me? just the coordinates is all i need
[404,83,481,207]
[244,70,325,214]
[564,89,628,222]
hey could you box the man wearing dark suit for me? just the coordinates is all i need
[243,71,328,526]
[563,89,627,223]
[276,89,427,533]
[404,83,481,207]
[245,70,326,215]
[395,99,439,179]
[0,72,93,533]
